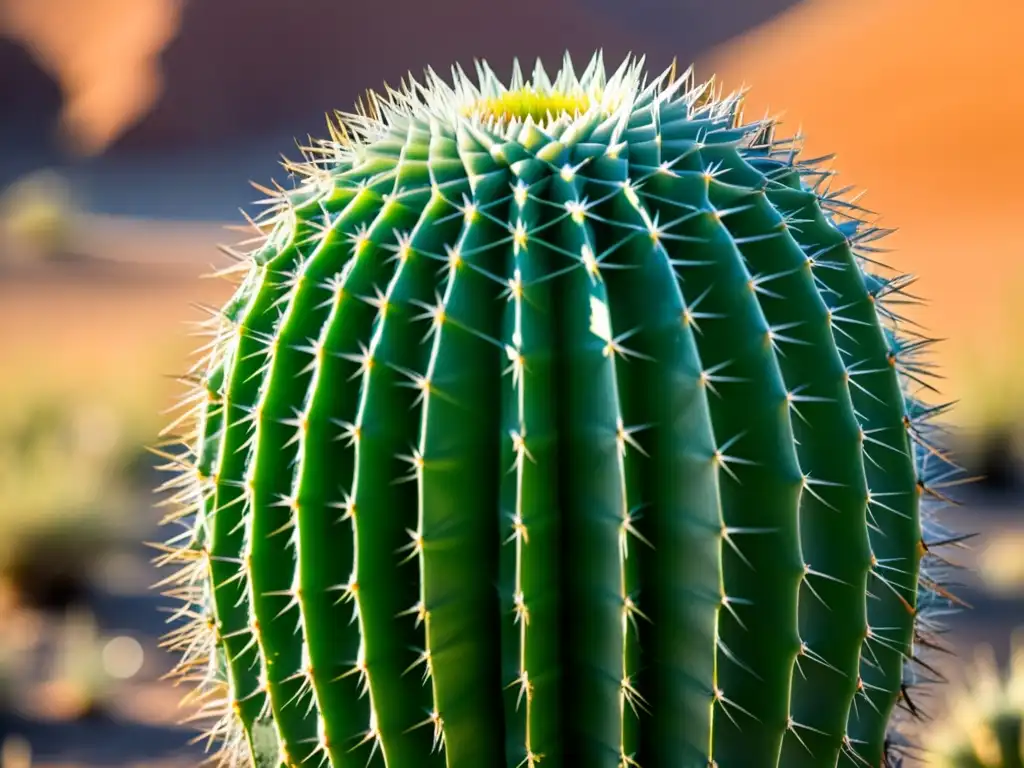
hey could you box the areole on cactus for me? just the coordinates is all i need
[154,51,964,768]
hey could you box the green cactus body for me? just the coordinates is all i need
[156,52,961,768]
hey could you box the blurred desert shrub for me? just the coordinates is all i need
[0,170,81,263]
[0,597,145,728]
[38,607,145,720]
[0,396,141,609]
[923,632,1024,766]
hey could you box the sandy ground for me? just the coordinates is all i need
[0,238,239,493]
[0,217,237,395]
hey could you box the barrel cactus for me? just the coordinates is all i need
[155,52,964,768]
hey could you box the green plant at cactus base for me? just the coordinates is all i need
[154,52,968,768]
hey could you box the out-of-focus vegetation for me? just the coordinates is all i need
[923,631,1024,766]
[0,168,214,761]
[0,374,170,745]
[0,397,139,608]
[0,167,217,614]
[43,607,146,720]
[0,170,81,264]
[0,597,146,765]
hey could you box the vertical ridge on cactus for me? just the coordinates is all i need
[153,51,965,768]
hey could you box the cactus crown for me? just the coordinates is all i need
[466,88,597,123]
[155,51,964,768]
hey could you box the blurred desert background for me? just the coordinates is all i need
[0,0,1021,765]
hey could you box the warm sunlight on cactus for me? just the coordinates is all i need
[154,51,963,767]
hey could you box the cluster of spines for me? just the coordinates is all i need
[150,52,970,768]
